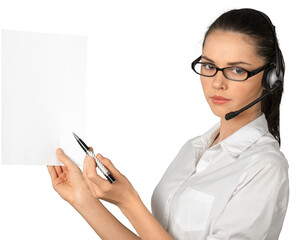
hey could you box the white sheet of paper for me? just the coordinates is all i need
[1,30,87,165]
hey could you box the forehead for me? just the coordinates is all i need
[202,30,264,65]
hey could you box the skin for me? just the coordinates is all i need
[47,29,266,238]
[202,30,266,147]
[47,148,173,240]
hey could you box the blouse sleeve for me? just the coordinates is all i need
[207,153,289,240]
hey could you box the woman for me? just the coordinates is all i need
[48,8,289,240]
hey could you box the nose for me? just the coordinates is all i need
[212,70,228,90]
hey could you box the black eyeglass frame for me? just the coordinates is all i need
[191,55,273,81]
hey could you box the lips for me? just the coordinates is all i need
[211,95,231,104]
[211,95,230,100]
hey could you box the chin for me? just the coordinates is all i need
[209,105,230,119]
[212,111,227,119]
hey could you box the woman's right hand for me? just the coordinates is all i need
[47,148,94,206]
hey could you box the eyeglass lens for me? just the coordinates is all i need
[194,63,248,81]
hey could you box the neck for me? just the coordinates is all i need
[216,108,262,144]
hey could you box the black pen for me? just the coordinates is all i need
[72,132,116,184]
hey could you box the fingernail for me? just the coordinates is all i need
[58,149,64,155]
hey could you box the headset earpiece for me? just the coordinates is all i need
[253,9,284,91]
[262,64,283,90]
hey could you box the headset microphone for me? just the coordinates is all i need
[225,80,282,120]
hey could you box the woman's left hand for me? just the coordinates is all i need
[47,148,95,206]
[83,149,140,210]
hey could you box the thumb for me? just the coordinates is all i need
[56,148,77,169]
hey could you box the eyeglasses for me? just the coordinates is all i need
[192,55,272,81]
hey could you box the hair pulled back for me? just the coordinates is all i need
[202,8,285,146]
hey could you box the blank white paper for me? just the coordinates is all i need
[1,30,87,165]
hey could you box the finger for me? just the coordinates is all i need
[85,176,103,198]
[61,166,68,173]
[47,166,58,182]
[96,153,121,178]
[82,160,101,197]
[54,166,63,175]
[83,147,97,177]
[83,153,92,178]
[82,145,93,177]
[56,148,77,169]
[85,153,107,186]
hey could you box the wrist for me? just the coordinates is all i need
[71,192,98,210]
[119,189,143,214]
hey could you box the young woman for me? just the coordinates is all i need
[48,8,289,240]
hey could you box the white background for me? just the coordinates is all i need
[0,0,296,239]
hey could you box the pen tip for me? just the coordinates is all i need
[72,132,79,140]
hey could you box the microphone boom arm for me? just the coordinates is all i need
[225,80,282,121]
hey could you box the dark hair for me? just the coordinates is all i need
[202,8,285,146]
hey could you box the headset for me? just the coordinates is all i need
[225,9,284,120]
[257,9,284,90]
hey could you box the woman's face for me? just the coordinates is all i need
[201,30,265,120]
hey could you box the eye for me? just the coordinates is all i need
[230,67,246,75]
[202,63,216,70]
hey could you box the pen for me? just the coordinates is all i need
[72,132,116,184]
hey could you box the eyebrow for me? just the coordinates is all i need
[201,56,251,66]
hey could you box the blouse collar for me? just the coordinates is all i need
[192,114,271,158]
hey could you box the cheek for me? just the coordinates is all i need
[233,84,248,96]
[231,80,263,104]
[200,77,211,96]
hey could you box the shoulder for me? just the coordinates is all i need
[247,132,288,168]
[239,133,289,184]
[233,134,289,197]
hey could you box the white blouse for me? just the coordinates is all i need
[151,114,289,240]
